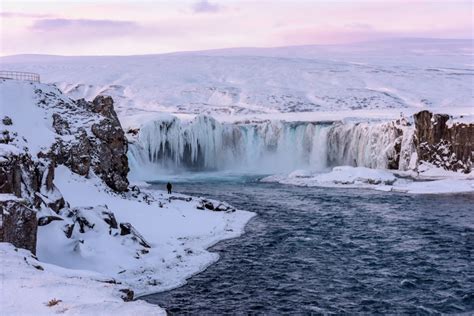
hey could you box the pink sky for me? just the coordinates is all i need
[0,0,472,56]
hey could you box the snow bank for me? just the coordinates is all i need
[391,179,474,194]
[40,166,255,296]
[0,243,165,315]
[262,166,474,194]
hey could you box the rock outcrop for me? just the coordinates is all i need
[1,82,131,255]
[0,199,38,254]
[49,95,129,192]
[414,110,473,173]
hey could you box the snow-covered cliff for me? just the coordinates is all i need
[0,80,254,314]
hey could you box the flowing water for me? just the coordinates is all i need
[142,175,474,315]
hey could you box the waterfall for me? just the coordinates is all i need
[128,115,414,178]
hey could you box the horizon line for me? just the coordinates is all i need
[1,37,473,59]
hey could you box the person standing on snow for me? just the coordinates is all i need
[167,182,172,194]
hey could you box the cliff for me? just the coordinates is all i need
[414,110,473,173]
[0,80,137,257]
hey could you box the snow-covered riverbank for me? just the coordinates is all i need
[48,165,255,296]
[1,168,254,314]
[261,165,474,194]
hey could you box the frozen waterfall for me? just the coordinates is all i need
[128,115,415,178]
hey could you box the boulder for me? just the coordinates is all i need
[0,199,37,254]
[2,116,12,125]
[119,222,151,248]
[119,289,134,302]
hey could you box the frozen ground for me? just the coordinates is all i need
[261,165,474,194]
[0,243,165,315]
[1,39,472,121]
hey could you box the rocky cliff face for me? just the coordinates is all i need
[414,110,473,173]
[0,199,37,254]
[48,94,129,192]
[0,81,133,254]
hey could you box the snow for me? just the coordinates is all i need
[391,179,474,194]
[0,193,21,202]
[1,39,472,121]
[41,165,255,296]
[1,80,256,313]
[0,243,165,315]
[261,166,474,194]
[0,80,58,155]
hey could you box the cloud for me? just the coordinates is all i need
[0,12,53,19]
[31,18,139,37]
[192,0,221,13]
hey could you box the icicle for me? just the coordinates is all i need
[127,115,417,176]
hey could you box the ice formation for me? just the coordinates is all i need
[128,115,414,177]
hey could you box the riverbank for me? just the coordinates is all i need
[261,165,474,194]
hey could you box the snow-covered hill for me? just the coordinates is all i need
[1,39,472,118]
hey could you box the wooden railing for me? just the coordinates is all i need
[0,71,40,82]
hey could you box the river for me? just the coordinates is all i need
[142,175,474,314]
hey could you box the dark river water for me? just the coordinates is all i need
[142,175,474,315]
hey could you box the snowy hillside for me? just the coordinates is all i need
[0,80,254,314]
[1,39,472,118]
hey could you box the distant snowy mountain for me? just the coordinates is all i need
[0,39,472,117]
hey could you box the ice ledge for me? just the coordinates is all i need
[261,165,474,195]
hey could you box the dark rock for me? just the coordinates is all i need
[0,200,38,254]
[201,200,214,210]
[127,128,139,136]
[52,114,70,135]
[2,116,12,125]
[0,154,22,197]
[119,289,134,302]
[90,118,129,192]
[119,222,151,248]
[414,110,473,173]
[64,224,74,238]
[91,96,121,127]
[63,208,96,234]
[38,215,63,226]
[69,128,92,176]
[38,162,65,212]
[0,130,14,144]
[102,210,118,230]
[32,264,44,271]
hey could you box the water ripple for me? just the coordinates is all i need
[143,179,474,315]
